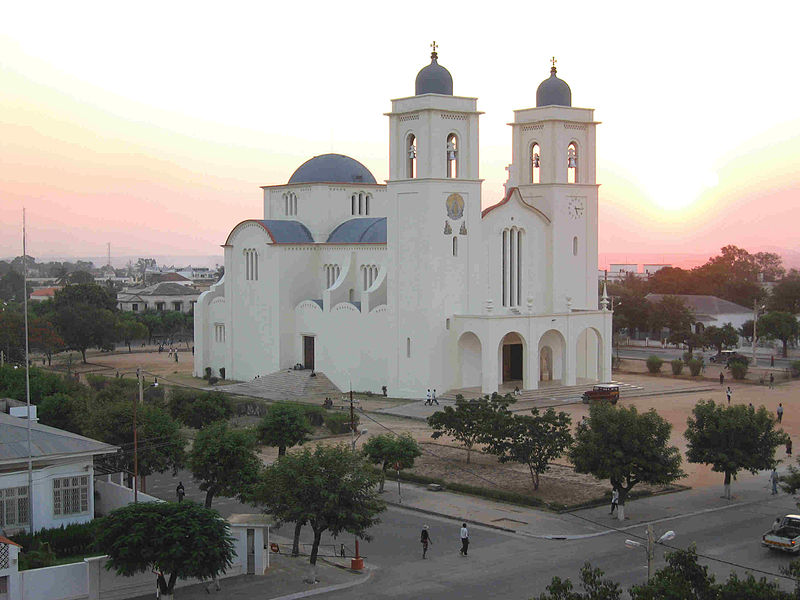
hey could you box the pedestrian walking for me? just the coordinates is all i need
[432,389,439,406]
[459,523,469,556]
[425,389,431,406]
[778,403,784,423]
[609,488,619,515]
[771,355,775,367]
[420,525,432,559]
[773,517,782,532]
[726,387,732,405]
[176,481,185,502]
[769,373,775,389]
[787,438,793,456]
[174,351,178,363]
[204,576,220,593]
[770,468,779,495]
[719,372,724,386]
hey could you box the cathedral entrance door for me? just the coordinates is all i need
[502,344,523,381]
[303,336,315,370]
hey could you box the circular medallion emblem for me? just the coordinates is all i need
[446,193,465,220]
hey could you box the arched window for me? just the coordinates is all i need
[284,192,297,216]
[407,134,417,179]
[358,192,363,215]
[365,194,370,215]
[573,236,578,256]
[502,227,523,307]
[567,142,578,184]
[244,249,259,281]
[324,264,340,289]
[446,133,458,178]
[406,337,411,358]
[531,143,541,183]
[351,194,356,215]
[452,236,458,256]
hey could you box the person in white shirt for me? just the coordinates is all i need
[609,488,619,515]
[459,523,469,556]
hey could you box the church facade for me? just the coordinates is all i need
[194,50,612,398]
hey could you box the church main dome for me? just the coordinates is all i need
[415,48,453,96]
[536,64,571,107]
[288,153,377,185]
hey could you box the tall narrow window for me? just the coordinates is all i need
[502,230,508,306]
[502,227,524,307]
[363,266,368,291]
[517,229,523,306]
[365,194,370,215]
[567,143,578,184]
[407,134,417,178]
[446,133,458,178]
[358,192,363,215]
[531,143,541,183]
[351,194,356,215]
[406,337,411,358]
[573,236,578,256]
[244,249,258,281]
[284,192,297,216]
[452,236,458,256]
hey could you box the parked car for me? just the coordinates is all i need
[762,515,800,553]
[582,383,619,405]
[709,350,750,366]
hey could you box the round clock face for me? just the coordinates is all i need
[568,197,585,219]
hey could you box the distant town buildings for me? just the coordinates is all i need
[117,282,200,313]
[598,263,671,283]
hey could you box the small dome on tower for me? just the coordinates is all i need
[415,43,453,96]
[536,60,571,107]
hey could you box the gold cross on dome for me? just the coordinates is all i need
[431,41,438,54]
[551,56,557,68]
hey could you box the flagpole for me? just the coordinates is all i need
[23,208,34,535]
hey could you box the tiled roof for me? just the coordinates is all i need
[0,412,117,464]
[327,218,387,244]
[646,294,751,316]
[261,220,315,244]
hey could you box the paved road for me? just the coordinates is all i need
[146,471,799,598]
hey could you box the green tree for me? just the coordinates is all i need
[0,310,24,363]
[29,317,64,365]
[116,315,148,353]
[759,311,799,358]
[38,392,85,434]
[0,270,26,302]
[427,395,513,463]
[362,433,422,492]
[535,562,622,600]
[770,274,800,314]
[685,400,787,500]
[68,270,94,284]
[95,501,235,598]
[250,444,384,577]
[168,389,232,429]
[703,323,739,355]
[52,284,119,362]
[257,403,313,456]
[486,408,572,490]
[87,401,185,487]
[651,295,694,335]
[570,403,684,521]
[188,421,262,508]
[754,251,786,282]
[776,457,800,495]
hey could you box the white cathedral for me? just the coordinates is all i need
[194,49,612,398]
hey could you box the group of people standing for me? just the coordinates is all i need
[420,523,469,559]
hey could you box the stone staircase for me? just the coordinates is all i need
[212,369,342,402]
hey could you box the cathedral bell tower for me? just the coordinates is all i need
[507,58,600,312]
[385,43,484,396]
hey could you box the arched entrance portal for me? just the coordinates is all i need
[538,329,566,384]
[499,332,525,386]
[457,332,482,389]
[576,327,603,382]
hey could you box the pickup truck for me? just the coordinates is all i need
[762,515,800,553]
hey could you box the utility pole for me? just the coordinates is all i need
[350,389,356,452]
[752,300,759,368]
[134,367,142,502]
[646,524,655,581]
[23,208,33,535]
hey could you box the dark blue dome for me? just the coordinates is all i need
[536,66,571,107]
[415,53,453,95]
[288,154,376,185]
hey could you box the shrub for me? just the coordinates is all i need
[688,358,703,376]
[204,367,212,381]
[168,388,232,429]
[303,404,326,427]
[646,355,663,374]
[670,359,684,375]
[682,351,693,363]
[208,376,219,385]
[455,393,464,401]
[11,522,96,558]
[729,359,748,380]
[791,361,800,378]
[324,411,359,434]
[219,367,226,380]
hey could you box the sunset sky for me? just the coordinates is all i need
[2,1,799,267]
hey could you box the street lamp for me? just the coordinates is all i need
[625,525,676,580]
[120,368,158,502]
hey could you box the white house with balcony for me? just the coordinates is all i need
[194,50,612,398]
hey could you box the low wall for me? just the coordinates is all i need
[94,480,162,515]
[20,562,88,600]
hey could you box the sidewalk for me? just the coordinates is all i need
[127,548,368,600]
[380,470,792,540]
